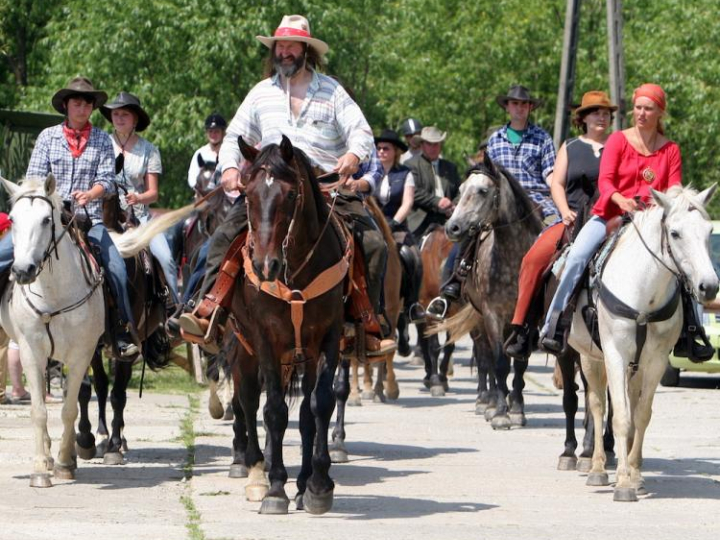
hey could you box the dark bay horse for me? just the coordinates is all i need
[435,154,543,429]
[226,135,348,515]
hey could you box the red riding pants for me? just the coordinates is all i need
[512,222,566,326]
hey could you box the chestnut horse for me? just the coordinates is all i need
[227,136,349,515]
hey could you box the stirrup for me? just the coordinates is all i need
[426,297,448,321]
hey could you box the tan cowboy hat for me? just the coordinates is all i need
[51,76,108,115]
[420,126,447,144]
[256,15,329,56]
[574,90,618,115]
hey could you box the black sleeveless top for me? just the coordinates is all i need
[565,137,602,211]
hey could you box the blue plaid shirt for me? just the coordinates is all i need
[352,146,383,196]
[487,123,558,219]
[27,124,115,224]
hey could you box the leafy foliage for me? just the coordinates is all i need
[4,0,720,213]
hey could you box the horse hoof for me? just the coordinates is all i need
[103,452,124,466]
[245,484,269,502]
[30,473,52,488]
[330,448,349,464]
[430,385,445,397]
[613,487,638,502]
[386,387,399,401]
[484,407,497,422]
[409,355,424,366]
[229,464,248,478]
[576,457,592,473]
[509,413,527,427]
[361,391,375,400]
[76,443,97,461]
[557,456,578,471]
[96,439,108,458]
[222,406,234,421]
[491,415,512,430]
[475,401,488,415]
[586,472,610,486]
[347,396,362,407]
[635,484,648,496]
[259,496,290,515]
[373,393,386,403]
[422,378,431,389]
[53,464,76,480]
[295,493,304,511]
[303,487,334,515]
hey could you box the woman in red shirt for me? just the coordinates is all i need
[540,83,681,352]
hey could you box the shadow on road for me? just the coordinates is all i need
[331,494,496,519]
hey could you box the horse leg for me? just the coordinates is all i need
[444,333,455,377]
[24,353,53,487]
[409,322,425,366]
[218,364,234,420]
[508,357,528,427]
[438,340,454,392]
[76,371,96,460]
[55,360,89,479]
[296,367,317,511]
[490,344,512,430]
[384,353,399,400]
[348,357,361,406]
[91,351,110,457]
[260,368,289,514]
[581,356,610,488]
[473,337,491,415]
[604,391,616,461]
[238,365,266,502]
[304,335,341,515]
[103,360,132,465]
[330,356,350,463]
[557,348,579,470]
[228,368,248,479]
[361,361,374,400]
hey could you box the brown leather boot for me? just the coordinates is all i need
[366,334,397,356]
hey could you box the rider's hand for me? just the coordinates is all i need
[617,196,639,214]
[438,197,453,210]
[125,192,140,206]
[561,209,577,226]
[334,153,360,184]
[71,190,93,207]
[221,168,240,192]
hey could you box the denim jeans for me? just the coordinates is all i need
[139,215,179,303]
[0,233,13,274]
[88,223,135,327]
[183,239,209,305]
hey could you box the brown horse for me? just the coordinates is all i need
[226,135,348,515]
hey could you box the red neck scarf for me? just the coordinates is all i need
[63,121,92,158]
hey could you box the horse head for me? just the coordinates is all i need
[652,184,719,302]
[2,174,62,284]
[241,135,308,282]
[194,154,221,197]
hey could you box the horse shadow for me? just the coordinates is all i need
[340,440,476,462]
[641,456,720,500]
[331,494,495,520]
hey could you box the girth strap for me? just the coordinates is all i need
[598,280,680,373]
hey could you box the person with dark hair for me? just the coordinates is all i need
[187,113,228,189]
[173,14,394,356]
[19,77,138,356]
[504,91,616,358]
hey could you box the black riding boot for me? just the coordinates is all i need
[673,291,714,362]
[505,324,532,359]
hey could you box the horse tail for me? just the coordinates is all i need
[142,329,172,370]
[111,202,195,258]
[426,303,482,343]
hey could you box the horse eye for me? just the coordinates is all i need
[287,191,297,201]
[42,216,51,226]
[670,230,680,239]
[478,187,489,195]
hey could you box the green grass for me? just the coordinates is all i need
[127,364,204,395]
[179,394,205,540]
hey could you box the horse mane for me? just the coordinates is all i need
[629,185,709,229]
[251,143,329,223]
[13,177,63,211]
[466,162,543,234]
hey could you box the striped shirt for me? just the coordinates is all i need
[219,71,374,174]
[487,123,558,219]
[27,123,115,224]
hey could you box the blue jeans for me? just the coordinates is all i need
[0,233,13,274]
[183,239,209,305]
[88,223,135,328]
[542,215,607,332]
[139,215,179,303]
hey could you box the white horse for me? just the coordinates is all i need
[568,184,718,502]
[0,174,192,487]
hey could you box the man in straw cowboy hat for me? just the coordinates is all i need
[174,14,395,356]
[15,77,139,356]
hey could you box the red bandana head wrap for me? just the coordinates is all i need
[632,83,666,111]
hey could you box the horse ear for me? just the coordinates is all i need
[197,153,206,168]
[44,173,56,196]
[0,175,19,198]
[238,136,259,163]
[651,188,671,211]
[483,151,497,175]
[695,183,717,208]
[279,135,294,163]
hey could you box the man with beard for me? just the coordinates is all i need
[173,14,394,356]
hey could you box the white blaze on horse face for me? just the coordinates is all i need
[9,197,55,277]
[265,175,275,188]
[447,172,495,236]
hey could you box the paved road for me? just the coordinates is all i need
[1,333,719,540]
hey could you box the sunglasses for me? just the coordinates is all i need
[376,145,394,152]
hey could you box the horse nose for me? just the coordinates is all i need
[699,279,719,301]
[12,263,36,284]
[446,221,462,241]
[265,258,281,282]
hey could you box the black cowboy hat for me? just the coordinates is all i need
[100,92,151,132]
[374,129,408,152]
[51,76,108,115]
[495,85,543,110]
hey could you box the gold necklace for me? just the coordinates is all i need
[635,126,657,155]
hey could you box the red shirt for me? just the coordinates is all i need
[592,131,682,220]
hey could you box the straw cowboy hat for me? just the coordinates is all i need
[420,126,447,144]
[573,90,618,115]
[100,92,151,132]
[374,129,408,152]
[51,76,108,115]
[495,85,543,110]
[256,15,329,56]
